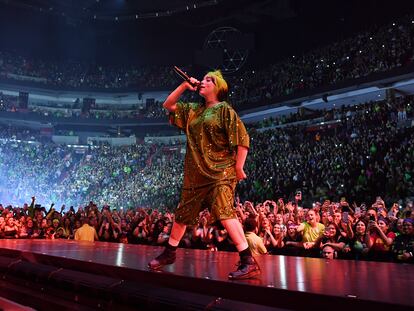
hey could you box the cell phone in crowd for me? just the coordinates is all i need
[329,205,334,216]
[342,212,349,224]
[355,207,361,215]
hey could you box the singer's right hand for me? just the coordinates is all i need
[185,77,200,91]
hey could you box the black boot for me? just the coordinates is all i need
[148,247,177,270]
[228,255,260,280]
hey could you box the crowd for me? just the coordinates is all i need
[239,96,414,206]
[0,140,161,208]
[0,93,412,264]
[230,15,414,106]
[0,93,167,120]
[0,14,413,114]
[0,194,412,263]
[0,95,413,210]
[0,16,413,260]
[0,52,179,90]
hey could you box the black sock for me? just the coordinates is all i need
[166,243,178,251]
[239,247,252,259]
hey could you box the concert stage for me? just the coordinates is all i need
[0,240,412,310]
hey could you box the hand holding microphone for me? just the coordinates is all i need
[185,77,200,92]
[173,66,200,91]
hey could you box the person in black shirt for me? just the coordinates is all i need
[392,218,414,263]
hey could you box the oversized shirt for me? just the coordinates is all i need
[169,101,249,224]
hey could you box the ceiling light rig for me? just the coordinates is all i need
[0,0,220,23]
[98,0,217,22]
[88,0,219,22]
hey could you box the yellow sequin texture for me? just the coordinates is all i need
[169,101,249,225]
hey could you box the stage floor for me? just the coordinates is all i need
[0,239,412,310]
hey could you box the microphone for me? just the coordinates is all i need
[173,66,200,88]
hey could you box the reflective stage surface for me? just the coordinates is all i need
[0,239,412,310]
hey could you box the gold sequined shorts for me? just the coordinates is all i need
[175,182,237,225]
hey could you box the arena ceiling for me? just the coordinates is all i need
[0,0,413,67]
[0,0,297,24]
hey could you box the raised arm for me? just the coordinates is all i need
[163,78,199,112]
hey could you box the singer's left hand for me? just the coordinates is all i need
[236,167,247,181]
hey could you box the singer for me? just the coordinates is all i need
[148,70,260,280]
